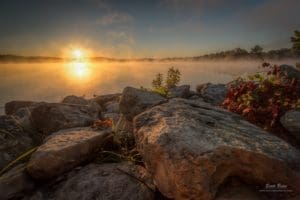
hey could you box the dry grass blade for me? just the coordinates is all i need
[0,147,37,176]
[116,167,155,193]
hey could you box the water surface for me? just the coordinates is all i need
[0,60,297,114]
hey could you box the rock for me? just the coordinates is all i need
[215,178,264,200]
[5,101,37,115]
[52,163,155,200]
[27,163,155,200]
[27,127,111,179]
[13,107,35,132]
[279,65,300,79]
[103,113,120,124]
[31,102,101,135]
[104,101,119,113]
[168,85,190,98]
[189,95,200,100]
[0,115,33,169]
[189,90,199,96]
[196,83,228,105]
[0,164,35,200]
[280,110,300,141]
[120,87,167,120]
[62,95,89,105]
[91,93,121,107]
[134,98,300,200]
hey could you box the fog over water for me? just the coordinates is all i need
[0,60,298,114]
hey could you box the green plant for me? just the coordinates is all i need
[152,87,169,98]
[222,62,300,131]
[165,67,181,89]
[94,118,142,164]
[152,73,163,89]
[150,67,181,97]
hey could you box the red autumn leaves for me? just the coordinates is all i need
[222,63,300,130]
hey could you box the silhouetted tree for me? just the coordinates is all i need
[251,45,263,55]
[291,30,300,55]
[165,67,181,89]
[152,73,163,89]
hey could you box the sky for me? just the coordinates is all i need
[0,0,299,58]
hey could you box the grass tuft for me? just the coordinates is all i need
[0,147,37,176]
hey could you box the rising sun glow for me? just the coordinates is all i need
[72,49,83,59]
[65,48,91,80]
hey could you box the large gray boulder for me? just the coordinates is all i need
[0,164,35,200]
[5,101,37,115]
[280,110,300,141]
[27,127,111,179]
[279,64,300,79]
[0,115,33,169]
[120,87,167,120]
[30,102,101,135]
[196,83,227,105]
[168,85,190,98]
[61,95,89,105]
[134,98,300,200]
[91,93,121,107]
[27,163,155,200]
[104,101,119,113]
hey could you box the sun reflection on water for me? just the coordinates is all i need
[65,60,92,81]
[64,48,92,80]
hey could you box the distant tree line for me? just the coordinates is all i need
[1,30,299,63]
[189,46,299,61]
[0,54,62,63]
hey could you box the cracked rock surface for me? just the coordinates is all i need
[134,98,300,200]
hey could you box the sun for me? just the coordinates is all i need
[72,49,83,59]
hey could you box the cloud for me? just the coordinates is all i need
[106,31,135,44]
[96,12,133,26]
[239,0,300,31]
[160,0,242,12]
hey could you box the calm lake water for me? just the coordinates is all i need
[0,60,297,114]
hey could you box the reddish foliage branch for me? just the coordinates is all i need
[222,62,300,131]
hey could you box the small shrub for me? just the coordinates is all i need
[152,73,163,89]
[150,67,181,97]
[93,118,142,164]
[222,62,300,131]
[165,67,181,89]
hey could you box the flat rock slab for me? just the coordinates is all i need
[27,163,155,200]
[27,127,111,179]
[31,102,101,135]
[134,98,300,200]
[120,87,167,120]
[5,101,37,115]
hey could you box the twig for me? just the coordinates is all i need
[116,167,155,193]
